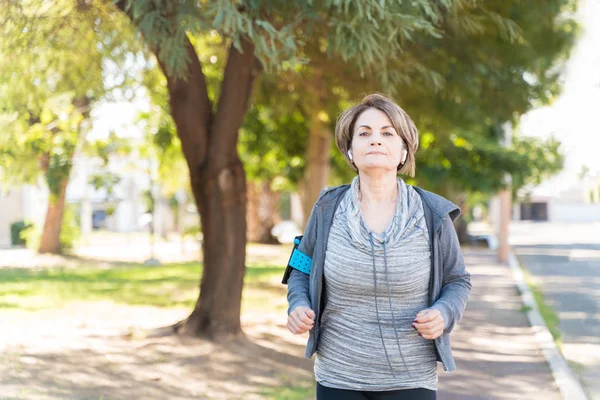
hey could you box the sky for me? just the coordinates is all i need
[88,98,148,142]
[519,0,600,190]
[89,0,600,188]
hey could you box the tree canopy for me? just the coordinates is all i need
[0,0,578,336]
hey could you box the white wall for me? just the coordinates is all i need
[0,183,47,246]
[0,188,23,246]
[549,202,600,223]
[512,203,521,221]
[21,184,48,226]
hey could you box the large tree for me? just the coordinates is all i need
[254,0,576,233]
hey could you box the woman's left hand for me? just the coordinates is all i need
[412,309,445,340]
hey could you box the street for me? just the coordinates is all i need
[510,221,600,400]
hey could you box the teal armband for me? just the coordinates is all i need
[281,236,312,284]
[289,237,312,275]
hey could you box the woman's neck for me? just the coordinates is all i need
[357,172,398,204]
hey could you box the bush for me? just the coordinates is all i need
[10,220,32,246]
[183,225,203,242]
[60,203,81,252]
[21,223,40,250]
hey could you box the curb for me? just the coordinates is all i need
[507,249,589,400]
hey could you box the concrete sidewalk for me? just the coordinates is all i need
[438,248,561,399]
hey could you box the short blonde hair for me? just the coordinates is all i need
[335,93,419,177]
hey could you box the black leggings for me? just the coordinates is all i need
[317,382,436,400]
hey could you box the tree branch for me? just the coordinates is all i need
[210,36,261,168]
[111,0,212,170]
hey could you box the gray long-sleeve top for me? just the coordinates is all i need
[284,180,472,373]
[314,177,437,390]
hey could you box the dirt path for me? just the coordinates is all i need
[0,303,313,399]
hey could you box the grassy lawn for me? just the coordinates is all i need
[0,257,287,313]
[521,268,562,348]
[259,379,315,400]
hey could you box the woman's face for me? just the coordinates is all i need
[350,108,406,173]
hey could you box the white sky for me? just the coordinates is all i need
[88,94,149,142]
[519,0,600,184]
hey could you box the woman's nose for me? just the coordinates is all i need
[370,131,384,145]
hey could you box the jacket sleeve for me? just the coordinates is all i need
[430,216,472,333]
[286,202,319,316]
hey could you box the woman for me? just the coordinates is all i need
[283,93,472,400]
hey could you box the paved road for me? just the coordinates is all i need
[438,248,560,400]
[510,222,600,400]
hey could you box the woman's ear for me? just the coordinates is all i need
[401,149,408,164]
[347,150,353,161]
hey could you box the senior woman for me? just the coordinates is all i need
[283,93,472,400]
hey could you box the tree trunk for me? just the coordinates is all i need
[178,158,248,337]
[454,213,470,245]
[301,74,331,226]
[155,39,258,337]
[247,180,280,243]
[38,95,89,254]
[302,122,332,226]
[431,183,470,244]
[39,178,68,254]
[453,193,470,245]
[116,1,261,338]
[247,181,260,240]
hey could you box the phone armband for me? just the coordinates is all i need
[281,235,313,284]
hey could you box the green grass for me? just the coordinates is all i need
[258,378,315,400]
[0,260,287,312]
[518,305,532,313]
[568,360,586,376]
[521,269,562,348]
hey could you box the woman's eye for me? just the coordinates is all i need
[383,132,393,136]
[359,131,369,136]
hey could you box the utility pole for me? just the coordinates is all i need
[498,122,513,263]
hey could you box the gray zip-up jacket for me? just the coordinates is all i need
[283,184,471,372]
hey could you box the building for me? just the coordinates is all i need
[511,175,600,223]
[0,151,195,247]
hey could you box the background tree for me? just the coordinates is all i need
[393,0,577,239]
[85,132,133,222]
[260,0,576,239]
[0,0,138,253]
[240,100,309,242]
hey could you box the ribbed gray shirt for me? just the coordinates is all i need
[314,176,438,391]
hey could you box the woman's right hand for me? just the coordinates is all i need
[287,306,315,334]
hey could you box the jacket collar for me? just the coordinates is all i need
[315,183,460,233]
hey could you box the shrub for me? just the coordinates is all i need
[60,203,81,252]
[10,220,32,246]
